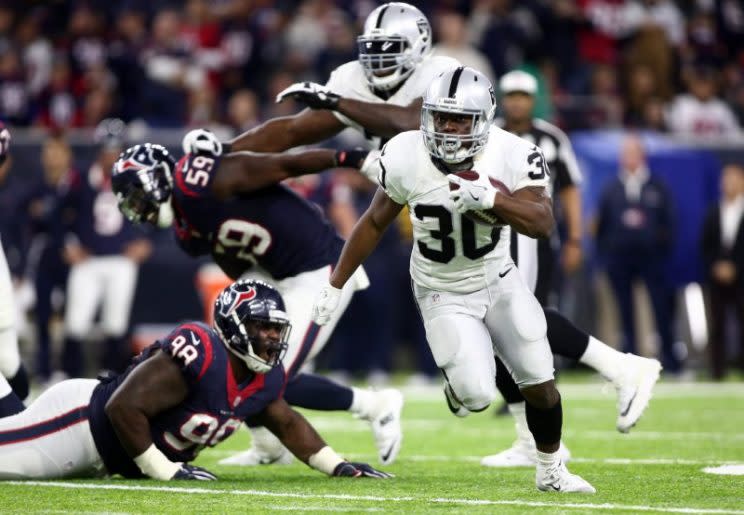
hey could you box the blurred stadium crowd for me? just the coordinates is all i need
[1,0,743,386]
[0,0,742,133]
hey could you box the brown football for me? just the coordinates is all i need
[448,170,510,226]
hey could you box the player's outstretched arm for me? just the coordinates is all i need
[211,149,370,199]
[228,109,345,153]
[313,188,404,326]
[255,397,391,478]
[335,97,422,139]
[104,351,215,480]
[331,187,404,289]
[277,81,422,139]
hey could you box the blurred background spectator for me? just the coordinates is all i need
[701,163,744,380]
[595,135,679,373]
[0,0,742,382]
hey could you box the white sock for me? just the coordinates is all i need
[508,402,534,445]
[0,327,20,378]
[0,373,11,397]
[350,387,376,418]
[579,336,624,382]
[536,449,561,466]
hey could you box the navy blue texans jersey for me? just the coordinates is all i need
[88,321,287,478]
[170,153,343,280]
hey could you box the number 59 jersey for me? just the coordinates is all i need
[170,153,344,280]
[378,127,550,294]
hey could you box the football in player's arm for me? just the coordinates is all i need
[315,136,553,320]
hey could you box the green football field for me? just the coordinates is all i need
[2,379,743,514]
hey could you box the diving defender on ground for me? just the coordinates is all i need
[0,280,389,480]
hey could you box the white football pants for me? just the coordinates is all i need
[241,264,369,376]
[0,379,104,478]
[414,260,554,412]
[65,256,139,339]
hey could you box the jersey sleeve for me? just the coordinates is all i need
[376,135,412,205]
[173,154,222,199]
[509,141,552,194]
[324,62,365,130]
[158,323,214,388]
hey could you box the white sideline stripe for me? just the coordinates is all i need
[203,449,743,466]
[6,481,744,515]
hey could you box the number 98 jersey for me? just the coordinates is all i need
[377,127,550,294]
[88,322,286,478]
[171,153,344,280]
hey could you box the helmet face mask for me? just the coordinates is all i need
[112,144,175,226]
[213,280,292,374]
[357,3,432,92]
[421,67,496,164]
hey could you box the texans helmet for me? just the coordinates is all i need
[112,143,176,225]
[213,280,291,374]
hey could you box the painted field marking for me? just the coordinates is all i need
[7,481,744,515]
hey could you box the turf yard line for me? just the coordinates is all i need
[268,506,383,512]
[201,449,744,466]
[7,481,744,515]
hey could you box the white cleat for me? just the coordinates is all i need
[218,446,294,466]
[362,388,404,465]
[218,426,294,466]
[481,441,571,468]
[614,354,662,433]
[536,460,596,493]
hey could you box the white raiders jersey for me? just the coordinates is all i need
[377,126,550,293]
[325,54,460,150]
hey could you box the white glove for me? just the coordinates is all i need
[359,150,381,182]
[276,81,340,109]
[447,173,497,214]
[182,128,223,157]
[312,284,343,326]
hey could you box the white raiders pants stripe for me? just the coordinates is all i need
[241,265,369,377]
[413,261,554,412]
[0,379,104,479]
[65,256,139,339]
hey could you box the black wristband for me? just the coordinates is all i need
[334,149,368,169]
[221,142,232,154]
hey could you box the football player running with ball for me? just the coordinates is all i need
[0,280,389,481]
[313,67,595,493]
[234,1,662,467]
